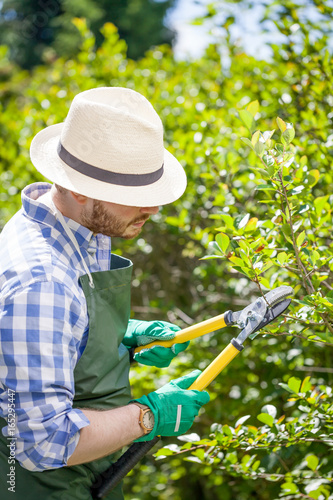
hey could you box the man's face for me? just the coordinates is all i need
[81,199,159,239]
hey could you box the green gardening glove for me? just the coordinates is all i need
[131,370,210,442]
[123,319,190,368]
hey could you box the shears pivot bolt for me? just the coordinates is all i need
[248,312,257,321]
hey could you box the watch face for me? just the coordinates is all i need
[143,410,155,430]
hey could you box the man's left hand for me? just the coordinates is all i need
[123,320,189,368]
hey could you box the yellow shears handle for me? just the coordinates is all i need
[134,312,227,354]
[134,313,241,392]
[188,341,242,390]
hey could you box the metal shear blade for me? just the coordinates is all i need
[248,297,292,338]
[231,286,293,344]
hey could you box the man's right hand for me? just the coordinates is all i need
[130,370,210,442]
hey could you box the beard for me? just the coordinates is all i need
[80,199,148,239]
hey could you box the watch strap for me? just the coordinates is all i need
[132,402,149,411]
[130,402,154,434]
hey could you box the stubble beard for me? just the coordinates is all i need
[81,199,148,239]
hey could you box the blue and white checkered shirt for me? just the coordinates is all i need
[0,182,112,471]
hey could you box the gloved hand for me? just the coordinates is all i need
[131,370,210,442]
[123,319,189,368]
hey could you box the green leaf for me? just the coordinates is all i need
[244,217,258,232]
[279,383,297,394]
[246,100,259,117]
[310,250,320,266]
[297,204,310,214]
[262,154,275,167]
[300,376,312,393]
[239,110,255,133]
[226,451,237,463]
[254,141,265,157]
[257,413,274,427]
[290,185,305,195]
[261,130,275,143]
[314,195,329,217]
[241,137,254,150]
[235,415,251,427]
[276,117,287,132]
[267,164,275,177]
[261,404,277,418]
[192,448,205,461]
[251,130,260,146]
[220,214,235,229]
[223,425,233,437]
[304,480,328,497]
[256,168,271,180]
[282,127,295,145]
[281,482,298,494]
[256,184,276,191]
[165,216,182,226]
[238,240,249,253]
[237,213,250,229]
[259,277,270,288]
[185,456,203,464]
[260,261,274,273]
[178,433,201,443]
[216,233,230,253]
[229,256,247,267]
[154,446,177,457]
[306,455,319,471]
[252,460,261,471]
[208,241,223,255]
[288,377,301,394]
[200,255,225,260]
[277,252,288,265]
[307,169,320,187]
[200,172,215,180]
[296,231,306,247]
[300,155,307,167]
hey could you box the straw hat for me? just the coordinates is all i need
[30,87,187,207]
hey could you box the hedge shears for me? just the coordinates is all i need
[91,285,293,499]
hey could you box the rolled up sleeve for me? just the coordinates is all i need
[0,280,90,471]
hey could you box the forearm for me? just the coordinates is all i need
[67,404,143,466]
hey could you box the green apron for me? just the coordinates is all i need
[0,253,133,499]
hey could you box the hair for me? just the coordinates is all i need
[54,184,69,196]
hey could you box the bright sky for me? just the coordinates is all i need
[166,0,213,59]
[167,0,333,60]
[166,0,283,60]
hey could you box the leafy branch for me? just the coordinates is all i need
[156,378,333,499]
[203,104,333,345]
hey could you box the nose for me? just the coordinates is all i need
[140,206,159,215]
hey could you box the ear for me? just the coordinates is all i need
[70,191,89,205]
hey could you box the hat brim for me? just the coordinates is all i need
[30,123,187,207]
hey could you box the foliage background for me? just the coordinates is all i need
[0,1,333,499]
[0,0,176,67]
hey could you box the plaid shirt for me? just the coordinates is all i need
[0,183,112,471]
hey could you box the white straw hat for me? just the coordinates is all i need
[30,87,187,207]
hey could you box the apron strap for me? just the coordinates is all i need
[50,198,95,289]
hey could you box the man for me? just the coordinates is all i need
[0,87,209,499]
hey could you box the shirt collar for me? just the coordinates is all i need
[21,182,98,251]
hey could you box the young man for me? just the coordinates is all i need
[0,87,209,499]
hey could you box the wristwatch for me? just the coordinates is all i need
[131,402,155,434]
